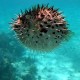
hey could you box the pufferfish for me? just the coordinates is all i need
[11,4,72,51]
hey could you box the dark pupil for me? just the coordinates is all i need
[20,16,26,23]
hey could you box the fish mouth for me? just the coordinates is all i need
[12,18,22,30]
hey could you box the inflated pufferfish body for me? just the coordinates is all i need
[12,4,71,51]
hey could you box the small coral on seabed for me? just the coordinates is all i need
[11,4,72,51]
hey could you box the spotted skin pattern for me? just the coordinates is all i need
[11,4,71,51]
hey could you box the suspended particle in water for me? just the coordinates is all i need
[11,4,72,52]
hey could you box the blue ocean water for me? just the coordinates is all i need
[0,0,80,80]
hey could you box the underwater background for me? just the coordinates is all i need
[0,0,80,80]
